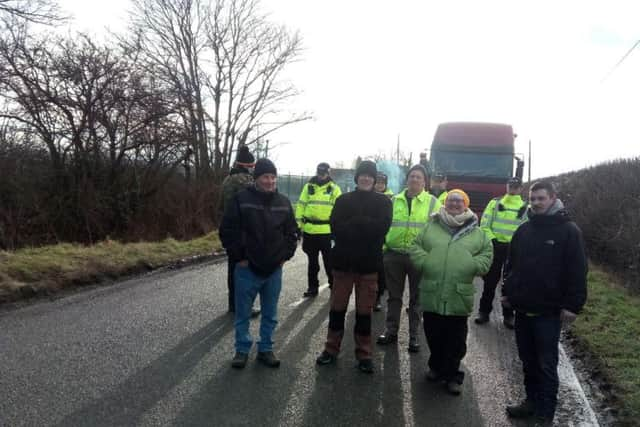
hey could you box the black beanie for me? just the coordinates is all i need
[316,162,330,175]
[235,145,255,165]
[354,160,377,184]
[406,164,428,182]
[253,158,277,179]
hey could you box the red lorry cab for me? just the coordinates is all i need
[429,122,523,214]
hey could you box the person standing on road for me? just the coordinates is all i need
[374,171,394,312]
[429,173,448,205]
[475,177,527,329]
[376,165,441,353]
[502,181,587,426]
[296,162,342,297]
[409,189,492,395]
[219,158,299,369]
[220,145,260,317]
[316,160,392,374]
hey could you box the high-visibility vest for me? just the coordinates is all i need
[382,189,394,198]
[295,180,342,234]
[437,190,448,205]
[480,194,527,243]
[385,189,441,253]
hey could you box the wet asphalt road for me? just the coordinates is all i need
[0,250,597,426]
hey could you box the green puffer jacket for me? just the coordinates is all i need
[409,214,493,316]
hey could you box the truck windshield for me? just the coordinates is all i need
[430,150,513,178]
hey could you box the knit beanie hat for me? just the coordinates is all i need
[406,164,428,181]
[253,158,277,179]
[354,160,377,184]
[235,145,255,167]
[447,189,470,208]
[376,172,388,184]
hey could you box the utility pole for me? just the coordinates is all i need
[528,139,532,184]
[396,134,400,163]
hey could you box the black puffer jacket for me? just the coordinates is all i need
[330,189,392,274]
[503,205,588,315]
[219,186,298,277]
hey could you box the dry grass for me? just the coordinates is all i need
[0,232,222,302]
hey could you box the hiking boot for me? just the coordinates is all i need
[357,359,375,374]
[316,351,337,365]
[408,336,420,353]
[256,351,280,368]
[303,290,318,298]
[425,369,442,382]
[503,316,515,330]
[374,297,382,312]
[446,381,462,395]
[251,307,261,318]
[474,312,490,325]
[506,400,535,418]
[376,333,398,345]
[231,352,248,369]
[532,416,553,427]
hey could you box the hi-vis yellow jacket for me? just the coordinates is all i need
[480,194,527,243]
[385,189,441,253]
[295,179,341,235]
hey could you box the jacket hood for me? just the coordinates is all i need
[528,198,571,225]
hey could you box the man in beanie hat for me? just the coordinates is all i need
[316,160,392,373]
[475,176,527,329]
[220,145,260,316]
[296,162,342,297]
[377,164,441,352]
[220,158,299,369]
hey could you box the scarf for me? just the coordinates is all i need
[437,207,475,228]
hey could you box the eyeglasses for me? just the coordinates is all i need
[446,198,464,203]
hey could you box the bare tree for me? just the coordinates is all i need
[205,0,310,171]
[0,0,66,25]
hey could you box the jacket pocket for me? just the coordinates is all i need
[455,282,476,314]
[419,279,439,312]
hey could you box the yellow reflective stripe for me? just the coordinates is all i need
[492,227,516,236]
[428,196,436,217]
[493,218,523,226]
[391,221,425,228]
[307,200,332,206]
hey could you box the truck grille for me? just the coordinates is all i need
[465,190,493,214]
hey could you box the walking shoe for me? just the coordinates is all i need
[376,333,398,345]
[357,359,375,374]
[251,307,261,318]
[256,351,281,368]
[374,297,382,312]
[231,352,248,369]
[506,400,535,418]
[316,351,337,365]
[408,336,420,353]
[503,316,515,330]
[532,416,553,427]
[474,312,490,325]
[425,369,442,382]
[303,291,318,298]
[446,381,462,395]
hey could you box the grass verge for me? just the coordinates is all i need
[0,232,222,303]
[569,267,640,426]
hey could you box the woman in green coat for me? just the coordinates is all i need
[409,189,493,395]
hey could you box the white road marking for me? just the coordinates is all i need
[288,283,330,307]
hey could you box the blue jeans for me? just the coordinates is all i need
[514,312,562,420]
[234,265,283,354]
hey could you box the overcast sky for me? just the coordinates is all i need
[59,0,640,179]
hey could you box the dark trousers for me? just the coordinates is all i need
[377,257,386,298]
[324,270,378,360]
[302,233,333,291]
[423,312,468,384]
[515,312,562,420]
[227,258,236,310]
[480,241,513,318]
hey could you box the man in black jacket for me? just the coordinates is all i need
[219,158,298,370]
[502,181,587,426]
[316,160,392,373]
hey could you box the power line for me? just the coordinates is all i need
[601,39,640,83]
